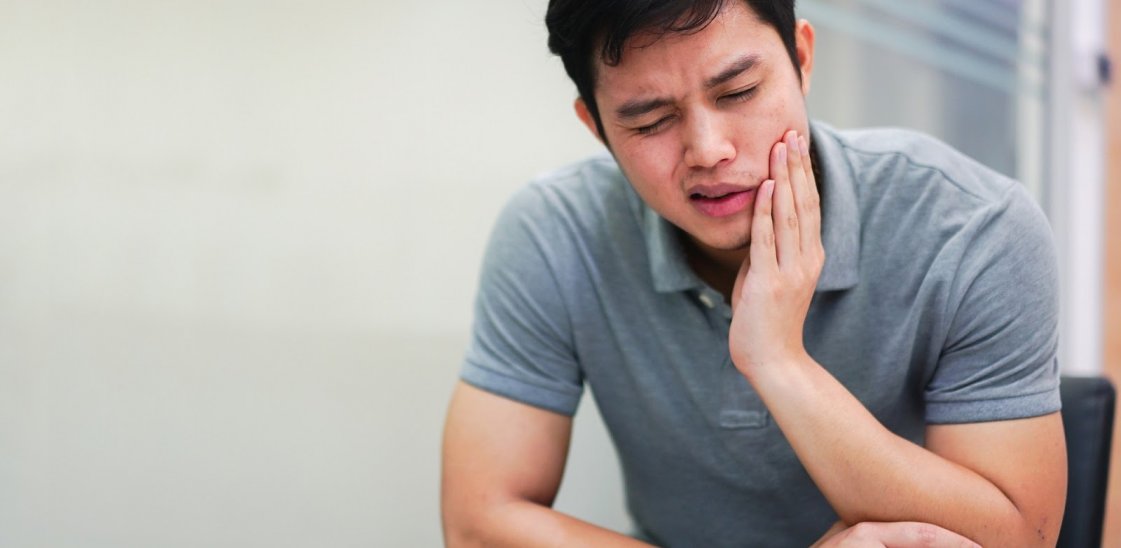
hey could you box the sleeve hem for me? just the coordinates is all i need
[461,362,582,417]
[925,389,1061,424]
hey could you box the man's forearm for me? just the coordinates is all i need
[445,500,651,548]
[743,354,1053,547]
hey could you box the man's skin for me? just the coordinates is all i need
[443,3,1066,546]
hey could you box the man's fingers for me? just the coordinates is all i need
[770,141,800,266]
[749,179,777,272]
[784,130,808,209]
[843,522,981,548]
[800,135,816,195]
[784,131,813,250]
[798,135,823,253]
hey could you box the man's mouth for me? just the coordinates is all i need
[688,184,755,218]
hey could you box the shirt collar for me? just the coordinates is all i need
[636,120,861,293]
[642,205,707,293]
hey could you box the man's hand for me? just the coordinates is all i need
[729,130,823,373]
[811,521,981,548]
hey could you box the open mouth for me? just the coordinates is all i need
[691,190,740,200]
[690,189,754,217]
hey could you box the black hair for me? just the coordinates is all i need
[546,0,799,141]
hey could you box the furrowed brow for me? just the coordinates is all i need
[614,97,673,121]
[704,54,761,89]
[613,54,762,122]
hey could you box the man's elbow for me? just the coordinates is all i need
[442,488,534,547]
[1018,509,1065,548]
[1006,481,1066,547]
[985,503,1064,548]
[443,523,484,548]
[442,500,489,548]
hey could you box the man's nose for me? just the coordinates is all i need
[682,110,735,169]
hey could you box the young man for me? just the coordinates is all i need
[442,1,1066,546]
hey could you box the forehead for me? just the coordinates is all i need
[593,2,782,95]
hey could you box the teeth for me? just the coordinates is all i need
[692,190,738,199]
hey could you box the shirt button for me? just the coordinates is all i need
[698,293,715,308]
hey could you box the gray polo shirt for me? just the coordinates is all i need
[460,121,1060,547]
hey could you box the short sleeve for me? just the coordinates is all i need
[460,184,584,416]
[924,184,1061,424]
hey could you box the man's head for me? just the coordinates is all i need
[547,0,802,141]
[545,0,816,257]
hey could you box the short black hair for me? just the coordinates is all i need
[546,0,799,140]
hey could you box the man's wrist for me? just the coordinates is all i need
[735,348,816,386]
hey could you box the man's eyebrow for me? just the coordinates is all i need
[614,97,674,121]
[704,54,762,89]
[613,54,763,121]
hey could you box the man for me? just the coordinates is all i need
[442,0,1066,546]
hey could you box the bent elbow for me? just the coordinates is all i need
[442,506,488,548]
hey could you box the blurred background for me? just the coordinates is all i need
[0,0,1117,546]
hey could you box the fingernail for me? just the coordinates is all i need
[765,179,775,197]
[776,143,786,163]
[799,135,809,155]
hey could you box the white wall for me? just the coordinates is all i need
[0,1,623,546]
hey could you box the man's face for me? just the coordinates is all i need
[578,1,814,256]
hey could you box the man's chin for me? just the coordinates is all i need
[705,232,752,251]
[684,231,752,257]
[727,237,751,251]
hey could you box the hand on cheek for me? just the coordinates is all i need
[729,130,825,375]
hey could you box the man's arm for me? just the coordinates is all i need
[731,131,1066,546]
[441,381,651,547]
[747,359,1066,546]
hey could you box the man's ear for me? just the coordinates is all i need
[574,98,606,145]
[795,19,815,96]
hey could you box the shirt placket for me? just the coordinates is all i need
[694,288,769,429]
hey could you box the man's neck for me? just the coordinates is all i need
[683,234,746,304]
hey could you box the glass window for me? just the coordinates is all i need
[802,0,1049,205]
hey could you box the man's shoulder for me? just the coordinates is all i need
[812,122,1051,287]
[502,153,637,230]
[823,124,1018,204]
[489,153,644,264]
[524,152,626,201]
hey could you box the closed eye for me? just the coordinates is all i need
[721,86,758,104]
[636,115,675,136]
